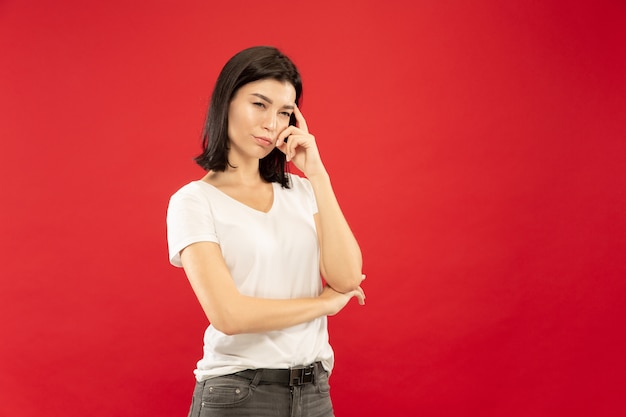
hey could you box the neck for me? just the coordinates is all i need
[206,161,264,187]
[227,165,264,185]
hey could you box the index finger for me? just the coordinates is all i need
[293,104,308,133]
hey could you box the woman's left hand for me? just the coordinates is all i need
[276,105,327,178]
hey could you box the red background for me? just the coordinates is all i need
[1,1,625,416]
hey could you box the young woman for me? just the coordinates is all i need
[167,46,365,417]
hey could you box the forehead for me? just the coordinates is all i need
[237,79,296,103]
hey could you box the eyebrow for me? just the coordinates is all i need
[251,93,295,110]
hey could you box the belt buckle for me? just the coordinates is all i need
[289,365,315,386]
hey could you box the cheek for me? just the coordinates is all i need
[231,105,260,129]
[278,117,291,131]
[227,106,242,127]
[227,106,251,139]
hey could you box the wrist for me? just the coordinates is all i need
[318,286,336,316]
[305,168,330,183]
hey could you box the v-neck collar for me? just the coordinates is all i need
[197,180,276,215]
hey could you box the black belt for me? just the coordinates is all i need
[234,362,322,387]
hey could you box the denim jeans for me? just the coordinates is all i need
[187,367,334,417]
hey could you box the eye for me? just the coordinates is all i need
[253,102,266,108]
[280,111,292,118]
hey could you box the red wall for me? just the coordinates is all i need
[1,1,625,416]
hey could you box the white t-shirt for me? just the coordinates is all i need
[166,173,334,381]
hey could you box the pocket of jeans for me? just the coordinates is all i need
[316,370,331,394]
[200,376,254,409]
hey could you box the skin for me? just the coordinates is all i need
[180,78,365,335]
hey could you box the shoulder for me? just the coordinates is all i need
[166,180,221,236]
[283,173,317,211]
[169,180,212,203]
[286,173,313,192]
[167,181,218,217]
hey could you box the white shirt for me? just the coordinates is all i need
[166,174,334,380]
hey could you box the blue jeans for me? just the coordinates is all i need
[187,367,335,417]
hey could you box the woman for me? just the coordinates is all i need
[167,46,365,417]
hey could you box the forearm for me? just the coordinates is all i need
[214,294,330,335]
[309,171,363,292]
[183,251,329,335]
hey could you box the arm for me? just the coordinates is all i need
[180,241,364,335]
[311,174,363,293]
[277,105,363,293]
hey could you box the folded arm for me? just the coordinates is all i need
[180,241,364,335]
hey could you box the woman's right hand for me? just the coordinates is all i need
[320,280,366,316]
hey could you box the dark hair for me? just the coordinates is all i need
[194,46,302,188]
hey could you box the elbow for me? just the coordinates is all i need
[327,272,363,294]
[203,305,246,336]
[213,323,239,336]
[221,328,237,336]
[209,315,244,336]
[333,282,361,294]
[321,255,363,293]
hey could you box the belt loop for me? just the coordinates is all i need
[250,369,263,388]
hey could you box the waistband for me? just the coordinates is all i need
[233,362,324,387]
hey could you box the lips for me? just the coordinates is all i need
[254,136,274,146]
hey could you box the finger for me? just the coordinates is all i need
[293,104,309,133]
[277,125,303,147]
[276,132,295,159]
[282,133,305,161]
[276,139,287,155]
[357,290,366,305]
[354,286,366,305]
[276,126,294,147]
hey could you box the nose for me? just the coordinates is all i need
[262,112,277,132]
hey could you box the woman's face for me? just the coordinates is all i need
[227,78,296,163]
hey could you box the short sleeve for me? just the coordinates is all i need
[292,174,318,215]
[166,183,219,267]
